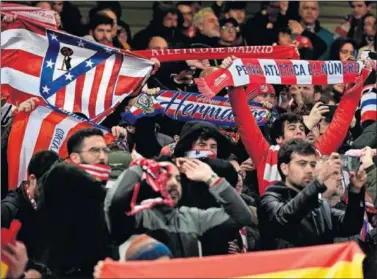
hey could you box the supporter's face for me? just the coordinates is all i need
[192,137,218,156]
[278,32,293,45]
[267,2,281,17]
[118,29,128,44]
[159,162,182,205]
[52,1,63,12]
[72,135,109,165]
[102,10,118,38]
[301,85,315,104]
[227,9,246,25]
[281,153,316,189]
[200,12,220,38]
[220,23,237,43]
[319,119,330,136]
[277,121,306,144]
[306,125,320,143]
[300,1,319,25]
[364,15,376,36]
[36,1,52,10]
[163,12,178,28]
[148,37,168,50]
[252,94,277,106]
[339,43,356,61]
[350,1,370,19]
[178,4,194,28]
[92,24,113,45]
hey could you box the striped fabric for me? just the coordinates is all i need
[1,2,58,29]
[196,58,364,97]
[98,242,364,278]
[1,16,153,121]
[7,105,114,190]
[360,84,377,124]
[76,163,111,182]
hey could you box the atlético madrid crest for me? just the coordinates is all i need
[40,29,118,100]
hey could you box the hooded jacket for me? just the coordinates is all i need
[174,121,233,159]
[104,165,253,258]
[258,180,365,250]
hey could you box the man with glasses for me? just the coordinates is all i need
[218,18,242,47]
[68,128,110,165]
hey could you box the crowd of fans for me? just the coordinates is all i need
[1,1,377,278]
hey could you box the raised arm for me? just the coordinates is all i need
[228,86,270,166]
[315,70,369,155]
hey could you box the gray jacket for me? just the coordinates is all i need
[104,166,253,258]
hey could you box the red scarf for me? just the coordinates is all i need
[195,59,365,98]
[132,45,299,62]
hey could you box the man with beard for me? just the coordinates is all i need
[36,128,117,277]
[104,155,254,258]
[258,139,366,250]
[68,128,110,165]
[85,14,114,46]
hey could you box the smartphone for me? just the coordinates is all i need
[340,155,360,171]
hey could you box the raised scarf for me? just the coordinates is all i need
[132,45,299,62]
[194,58,364,97]
[126,158,174,216]
[121,90,278,127]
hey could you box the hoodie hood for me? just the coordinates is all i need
[174,121,233,159]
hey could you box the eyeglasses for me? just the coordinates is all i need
[221,26,239,32]
[79,147,111,155]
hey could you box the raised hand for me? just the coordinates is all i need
[17,97,40,113]
[176,158,216,183]
[111,125,127,139]
[315,153,343,185]
[304,102,330,130]
[349,168,367,193]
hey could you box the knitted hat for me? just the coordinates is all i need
[246,84,275,101]
[124,234,172,261]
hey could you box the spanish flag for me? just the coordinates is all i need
[99,242,364,278]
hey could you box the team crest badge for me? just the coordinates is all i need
[40,29,119,101]
[135,93,155,114]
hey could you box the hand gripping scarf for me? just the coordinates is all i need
[195,58,365,97]
[126,158,175,216]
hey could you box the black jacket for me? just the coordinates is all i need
[1,183,43,260]
[258,180,365,250]
[37,162,113,277]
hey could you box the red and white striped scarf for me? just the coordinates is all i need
[195,59,364,98]
[75,163,112,182]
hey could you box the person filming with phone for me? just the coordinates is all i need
[258,139,367,250]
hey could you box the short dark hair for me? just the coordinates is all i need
[28,150,60,180]
[277,139,317,180]
[89,14,114,31]
[269,113,303,144]
[197,127,218,143]
[224,1,247,13]
[67,128,104,155]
